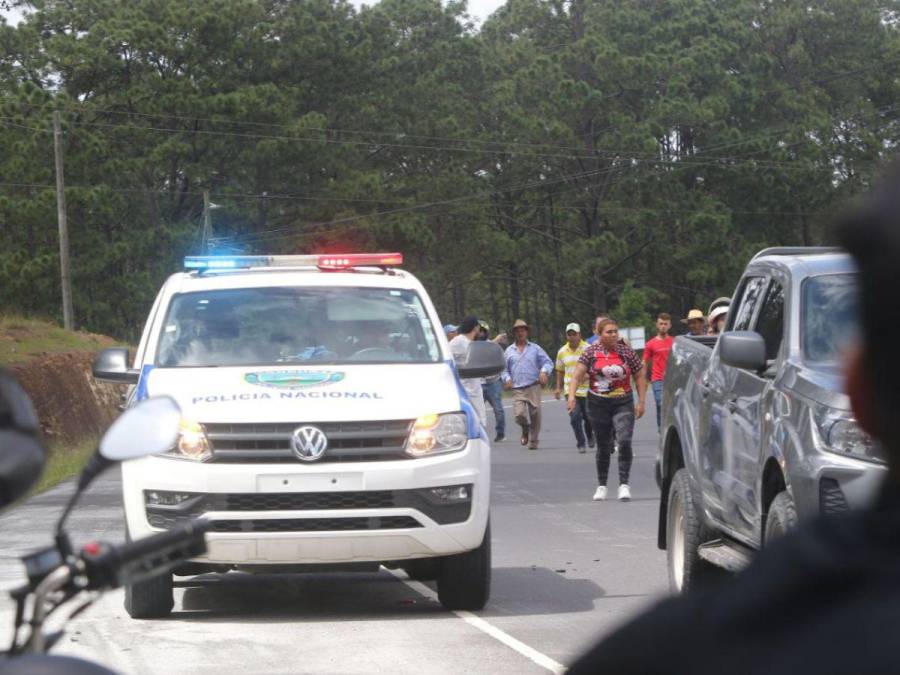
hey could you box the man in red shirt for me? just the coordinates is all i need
[643,313,673,432]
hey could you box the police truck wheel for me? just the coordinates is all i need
[764,491,798,545]
[124,570,174,619]
[666,469,715,593]
[437,522,491,610]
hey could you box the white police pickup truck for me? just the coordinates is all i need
[93,253,504,618]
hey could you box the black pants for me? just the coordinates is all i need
[569,395,594,448]
[587,394,635,485]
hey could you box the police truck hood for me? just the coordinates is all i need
[143,363,463,423]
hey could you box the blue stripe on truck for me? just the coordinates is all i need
[445,360,488,442]
[134,364,155,402]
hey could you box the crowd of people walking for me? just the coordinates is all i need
[445,302,729,502]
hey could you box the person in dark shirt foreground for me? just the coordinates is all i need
[568,164,900,675]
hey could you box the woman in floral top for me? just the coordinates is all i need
[567,318,647,501]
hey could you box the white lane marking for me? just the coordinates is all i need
[388,569,567,674]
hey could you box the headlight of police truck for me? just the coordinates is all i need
[812,405,884,464]
[163,420,212,462]
[406,413,468,457]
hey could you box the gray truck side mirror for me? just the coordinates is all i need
[719,331,767,372]
[458,341,505,379]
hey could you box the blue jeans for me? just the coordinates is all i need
[482,379,505,437]
[652,380,664,431]
[570,396,594,448]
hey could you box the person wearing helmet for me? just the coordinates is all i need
[0,370,45,509]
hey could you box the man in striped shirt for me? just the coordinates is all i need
[555,323,595,453]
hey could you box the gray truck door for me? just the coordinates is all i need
[701,275,767,527]
[727,278,785,542]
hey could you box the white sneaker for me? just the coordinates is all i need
[618,484,631,501]
[592,486,607,501]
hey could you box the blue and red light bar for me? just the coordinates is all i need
[184,253,404,272]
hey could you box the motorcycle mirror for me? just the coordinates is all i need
[0,370,45,510]
[99,395,181,461]
[56,396,182,536]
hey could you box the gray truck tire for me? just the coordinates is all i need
[666,469,715,593]
[437,522,491,610]
[764,491,798,544]
[124,570,174,618]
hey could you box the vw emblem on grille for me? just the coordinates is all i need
[291,425,328,462]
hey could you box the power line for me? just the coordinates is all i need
[1,111,874,172]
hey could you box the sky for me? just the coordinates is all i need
[4,1,509,26]
[352,0,508,22]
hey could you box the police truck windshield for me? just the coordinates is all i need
[156,286,441,367]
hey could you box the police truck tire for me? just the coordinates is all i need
[666,469,715,593]
[437,522,491,610]
[764,491,798,545]
[124,570,174,619]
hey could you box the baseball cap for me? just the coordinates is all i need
[565,322,581,333]
[457,316,480,335]
[443,324,458,335]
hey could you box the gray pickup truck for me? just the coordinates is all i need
[657,247,885,592]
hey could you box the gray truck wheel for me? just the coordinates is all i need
[437,522,491,610]
[124,571,174,619]
[666,469,714,593]
[764,491,798,544]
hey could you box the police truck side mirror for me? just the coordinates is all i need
[719,331,767,373]
[458,341,505,379]
[93,347,140,385]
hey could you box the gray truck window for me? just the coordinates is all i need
[802,273,859,362]
[156,286,441,367]
[755,280,785,361]
[729,276,767,331]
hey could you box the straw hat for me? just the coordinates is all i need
[681,309,705,323]
[512,319,529,329]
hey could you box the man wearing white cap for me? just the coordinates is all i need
[555,323,595,453]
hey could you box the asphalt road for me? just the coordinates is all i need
[0,395,668,673]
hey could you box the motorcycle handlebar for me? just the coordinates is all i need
[81,519,209,590]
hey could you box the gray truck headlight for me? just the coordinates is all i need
[812,406,884,464]
[406,413,468,457]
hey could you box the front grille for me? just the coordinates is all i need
[145,486,473,529]
[208,516,421,533]
[221,492,397,511]
[204,420,413,463]
[820,477,850,514]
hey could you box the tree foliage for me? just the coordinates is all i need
[1,0,898,345]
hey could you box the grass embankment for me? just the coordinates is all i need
[2,315,116,494]
[33,437,99,494]
[0,315,114,366]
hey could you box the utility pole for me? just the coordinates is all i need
[52,110,74,331]
[201,189,211,254]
